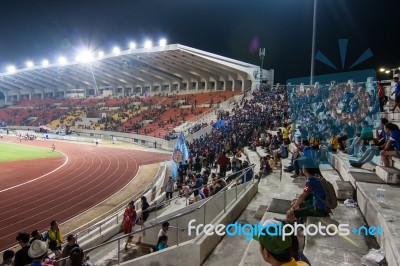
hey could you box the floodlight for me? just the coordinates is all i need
[76,51,93,63]
[42,60,49,67]
[7,65,16,73]
[144,40,153,49]
[26,61,33,68]
[159,39,167,46]
[385,70,390,74]
[113,47,120,55]
[129,42,136,49]
[98,51,104,57]
[58,56,67,65]
[379,68,385,72]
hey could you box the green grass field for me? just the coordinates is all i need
[0,142,62,163]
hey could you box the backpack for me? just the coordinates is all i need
[315,175,338,210]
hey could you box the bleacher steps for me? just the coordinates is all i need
[381,111,400,120]
[334,180,354,200]
[375,165,400,184]
[391,156,400,170]
[303,204,373,265]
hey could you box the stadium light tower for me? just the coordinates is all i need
[26,61,33,68]
[129,42,136,49]
[310,0,317,85]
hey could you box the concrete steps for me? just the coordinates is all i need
[203,147,280,266]
[375,165,400,184]
[329,150,400,265]
[303,203,374,265]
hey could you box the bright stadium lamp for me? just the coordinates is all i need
[129,42,136,49]
[98,51,104,57]
[7,65,16,73]
[379,68,386,72]
[144,40,152,49]
[81,52,93,62]
[113,46,120,55]
[42,59,49,67]
[58,56,67,65]
[385,70,390,74]
[26,61,33,68]
[159,39,167,46]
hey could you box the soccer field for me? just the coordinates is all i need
[0,142,62,162]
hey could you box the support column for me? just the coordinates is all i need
[196,81,199,91]
[29,93,32,100]
[140,86,143,95]
[149,85,152,95]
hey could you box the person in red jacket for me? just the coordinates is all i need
[377,82,386,112]
[122,201,136,251]
[217,152,230,177]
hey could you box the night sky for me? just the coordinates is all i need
[0,0,398,83]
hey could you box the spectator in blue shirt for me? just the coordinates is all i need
[391,75,400,112]
[157,235,168,251]
[380,123,400,167]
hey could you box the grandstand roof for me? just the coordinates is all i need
[0,44,268,94]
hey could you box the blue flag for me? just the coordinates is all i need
[171,132,189,181]
[212,120,226,129]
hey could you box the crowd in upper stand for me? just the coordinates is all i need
[0,91,239,138]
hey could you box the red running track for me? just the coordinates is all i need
[0,137,170,251]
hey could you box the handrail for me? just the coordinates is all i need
[54,164,255,264]
[71,161,167,237]
[142,164,253,213]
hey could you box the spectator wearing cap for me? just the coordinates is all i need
[28,240,53,266]
[391,74,400,112]
[15,232,33,266]
[254,219,309,265]
[0,250,14,266]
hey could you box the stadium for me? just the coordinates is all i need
[1,3,400,266]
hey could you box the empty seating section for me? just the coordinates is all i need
[0,90,240,137]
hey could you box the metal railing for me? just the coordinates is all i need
[55,164,257,265]
[68,161,167,239]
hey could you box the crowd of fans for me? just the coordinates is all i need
[5,77,400,265]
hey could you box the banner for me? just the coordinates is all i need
[171,132,189,181]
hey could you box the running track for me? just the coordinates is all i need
[0,137,170,251]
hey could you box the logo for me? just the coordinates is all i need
[187,220,384,241]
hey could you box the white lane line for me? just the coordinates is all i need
[0,151,69,193]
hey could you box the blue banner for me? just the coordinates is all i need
[171,132,189,181]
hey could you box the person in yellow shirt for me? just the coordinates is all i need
[47,220,63,258]
[282,123,290,144]
[254,219,309,266]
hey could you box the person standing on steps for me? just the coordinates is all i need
[122,201,136,251]
[391,75,400,112]
[165,176,174,201]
